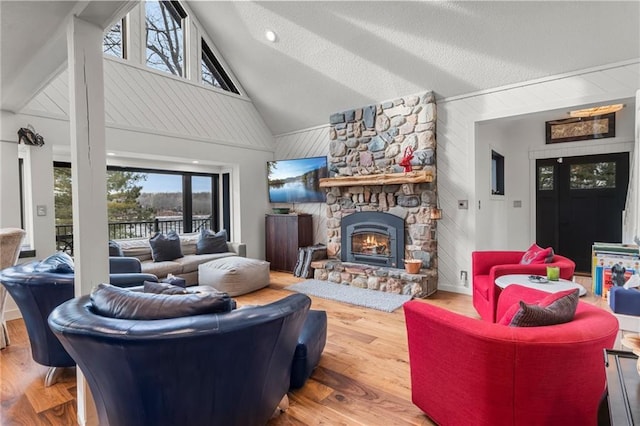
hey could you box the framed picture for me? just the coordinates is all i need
[545,113,615,144]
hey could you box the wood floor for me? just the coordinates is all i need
[0,273,603,425]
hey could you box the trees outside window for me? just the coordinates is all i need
[145,0,186,77]
[103,19,126,58]
[201,39,239,94]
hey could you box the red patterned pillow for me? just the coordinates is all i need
[520,243,554,265]
[498,288,579,327]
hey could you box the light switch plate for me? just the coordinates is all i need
[513,200,522,208]
[36,205,47,216]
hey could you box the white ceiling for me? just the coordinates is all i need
[1,1,639,136]
[189,1,640,135]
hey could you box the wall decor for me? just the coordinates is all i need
[545,113,615,144]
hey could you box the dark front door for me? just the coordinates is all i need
[536,153,630,273]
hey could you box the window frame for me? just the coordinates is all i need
[144,0,188,78]
[201,38,239,94]
[53,162,228,244]
[491,150,505,196]
[103,17,128,59]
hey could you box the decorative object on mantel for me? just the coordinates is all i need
[545,113,615,144]
[399,146,414,172]
[17,125,45,147]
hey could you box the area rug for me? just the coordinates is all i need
[285,279,412,312]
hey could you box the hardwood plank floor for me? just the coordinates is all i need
[0,273,602,425]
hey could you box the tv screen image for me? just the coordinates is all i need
[267,156,328,203]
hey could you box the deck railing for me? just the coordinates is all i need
[55,218,212,255]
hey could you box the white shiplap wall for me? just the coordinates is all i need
[274,125,330,244]
[275,60,640,295]
[22,59,274,150]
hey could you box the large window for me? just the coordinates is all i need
[103,18,126,58]
[145,0,187,77]
[201,39,239,94]
[53,163,228,254]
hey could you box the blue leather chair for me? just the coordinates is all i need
[48,292,311,426]
[0,255,156,386]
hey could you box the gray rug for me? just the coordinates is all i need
[285,279,412,312]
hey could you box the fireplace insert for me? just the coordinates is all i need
[341,212,404,268]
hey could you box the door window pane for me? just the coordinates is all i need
[570,162,616,189]
[538,166,554,191]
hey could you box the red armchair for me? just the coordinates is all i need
[472,250,575,322]
[404,285,618,426]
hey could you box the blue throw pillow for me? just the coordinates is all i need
[149,230,183,262]
[108,240,123,257]
[196,228,228,255]
[34,252,75,273]
[90,283,235,319]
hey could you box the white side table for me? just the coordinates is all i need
[495,274,587,297]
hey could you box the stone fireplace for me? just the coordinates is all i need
[312,91,438,298]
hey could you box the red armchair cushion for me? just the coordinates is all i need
[499,288,579,326]
[520,243,554,265]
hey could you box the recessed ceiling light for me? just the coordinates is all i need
[107,152,116,156]
[265,30,277,43]
[192,160,199,164]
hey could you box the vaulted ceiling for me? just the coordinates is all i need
[2,1,639,135]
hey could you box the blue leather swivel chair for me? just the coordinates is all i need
[0,255,156,386]
[49,292,311,426]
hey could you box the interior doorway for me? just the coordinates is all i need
[536,153,630,273]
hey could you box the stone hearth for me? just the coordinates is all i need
[312,260,437,298]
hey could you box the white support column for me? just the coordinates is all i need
[67,15,109,426]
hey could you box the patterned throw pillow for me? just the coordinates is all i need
[498,288,579,327]
[149,230,183,262]
[520,243,554,265]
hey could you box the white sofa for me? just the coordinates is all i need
[115,233,246,286]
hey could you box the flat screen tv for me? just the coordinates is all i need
[267,156,328,203]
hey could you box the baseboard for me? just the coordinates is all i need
[437,283,472,296]
[5,308,22,321]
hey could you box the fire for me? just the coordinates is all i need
[355,233,388,255]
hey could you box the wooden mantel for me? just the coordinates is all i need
[319,170,433,188]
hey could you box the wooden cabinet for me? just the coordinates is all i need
[265,214,313,272]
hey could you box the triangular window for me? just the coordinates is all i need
[201,39,239,94]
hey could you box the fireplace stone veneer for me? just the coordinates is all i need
[317,91,438,298]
